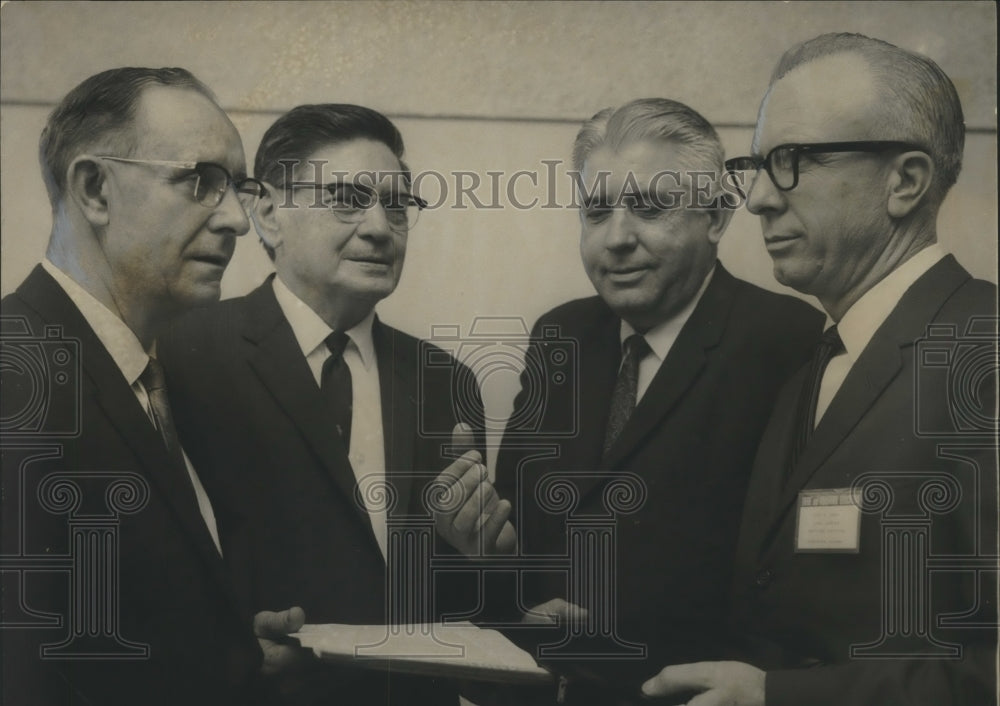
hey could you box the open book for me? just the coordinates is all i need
[292,621,553,685]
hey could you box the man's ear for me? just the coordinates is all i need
[705,201,735,245]
[253,182,284,254]
[887,151,934,218]
[66,156,111,227]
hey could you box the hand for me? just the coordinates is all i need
[521,598,590,626]
[641,661,765,706]
[253,606,306,676]
[431,424,517,556]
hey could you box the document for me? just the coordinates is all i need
[292,621,553,685]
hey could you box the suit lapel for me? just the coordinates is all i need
[559,306,621,500]
[772,256,973,523]
[242,282,380,542]
[602,265,735,470]
[373,319,416,517]
[15,267,239,601]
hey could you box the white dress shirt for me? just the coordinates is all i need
[620,266,715,402]
[272,276,388,560]
[814,245,947,425]
[42,259,223,554]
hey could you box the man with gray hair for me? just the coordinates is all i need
[494,97,822,700]
[642,33,997,706]
[1,66,302,706]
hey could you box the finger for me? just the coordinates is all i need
[540,598,587,623]
[472,491,501,533]
[640,662,716,697]
[495,520,517,554]
[254,606,305,639]
[285,606,306,633]
[453,473,492,533]
[521,607,557,624]
[559,601,590,623]
[521,597,566,624]
[452,422,477,454]
[432,455,482,513]
[479,499,511,548]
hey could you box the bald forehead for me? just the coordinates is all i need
[131,85,245,171]
[754,52,880,151]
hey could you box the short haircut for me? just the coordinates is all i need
[39,67,216,209]
[572,98,725,182]
[253,103,406,189]
[253,104,408,260]
[770,32,965,203]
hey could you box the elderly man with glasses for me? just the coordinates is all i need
[642,33,998,706]
[0,67,301,706]
[160,103,514,706]
[490,98,823,703]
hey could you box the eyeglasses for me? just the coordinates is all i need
[97,156,266,210]
[286,181,427,231]
[725,141,928,192]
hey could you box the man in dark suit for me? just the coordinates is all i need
[493,98,823,700]
[161,104,515,705]
[0,68,301,705]
[642,34,998,706]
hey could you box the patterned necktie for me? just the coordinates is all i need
[603,333,652,457]
[788,325,845,472]
[321,331,353,448]
[140,357,189,474]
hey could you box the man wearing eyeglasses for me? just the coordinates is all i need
[492,98,823,701]
[0,68,303,705]
[642,34,997,706]
[160,103,514,705]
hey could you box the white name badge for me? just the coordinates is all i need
[795,488,861,553]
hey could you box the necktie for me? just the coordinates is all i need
[322,331,353,448]
[788,326,845,472]
[603,333,652,457]
[140,357,191,474]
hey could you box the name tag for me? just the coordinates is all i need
[795,488,861,553]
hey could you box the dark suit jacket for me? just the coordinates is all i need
[730,255,998,705]
[494,264,824,694]
[160,277,485,706]
[1,266,261,706]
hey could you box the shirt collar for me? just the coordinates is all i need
[272,276,377,369]
[620,265,715,361]
[42,259,151,386]
[829,244,946,363]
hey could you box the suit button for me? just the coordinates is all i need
[755,569,773,587]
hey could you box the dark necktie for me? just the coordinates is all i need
[321,331,353,448]
[140,357,190,474]
[788,325,845,472]
[603,333,652,457]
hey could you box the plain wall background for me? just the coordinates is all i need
[2,1,996,459]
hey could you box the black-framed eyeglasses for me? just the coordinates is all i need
[725,141,928,192]
[97,156,266,211]
[285,181,427,231]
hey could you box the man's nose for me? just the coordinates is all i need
[604,208,640,249]
[745,170,785,215]
[209,185,252,236]
[356,201,395,239]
